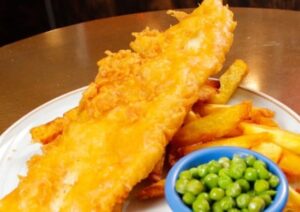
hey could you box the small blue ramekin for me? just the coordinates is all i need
[165,147,288,212]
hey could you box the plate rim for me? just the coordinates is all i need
[1,85,300,142]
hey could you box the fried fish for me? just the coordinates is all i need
[0,0,236,211]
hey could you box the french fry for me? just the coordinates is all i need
[172,102,251,147]
[180,133,271,156]
[251,107,275,118]
[148,153,165,182]
[240,122,300,154]
[194,104,276,128]
[251,142,283,163]
[183,111,201,126]
[278,149,300,176]
[285,186,300,211]
[137,179,165,200]
[248,117,278,127]
[193,103,229,116]
[209,59,248,104]
[249,107,277,127]
[286,174,300,192]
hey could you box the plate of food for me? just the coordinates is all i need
[0,0,299,211]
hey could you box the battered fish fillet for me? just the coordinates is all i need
[0,0,236,211]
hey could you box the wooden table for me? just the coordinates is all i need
[1,8,300,133]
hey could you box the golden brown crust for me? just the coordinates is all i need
[0,1,236,211]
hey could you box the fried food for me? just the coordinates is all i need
[251,142,283,163]
[196,80,219,103]
[285,186,300,211]
[30,107,78,144]
[241,122,300,154]
[278,149,300,176]
[166,10,188,21]
[0,0,236,211]
[148,153,165,182]
[195,103,274,117]
[137,179,165,200]
[209,59,248,104]
[172,102,251,147]
[179,133,271,156]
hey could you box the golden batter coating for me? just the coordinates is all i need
[0,0,236,211]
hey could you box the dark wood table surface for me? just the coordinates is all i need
[1,8,300,133]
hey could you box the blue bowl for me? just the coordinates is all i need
[165,147,289,212]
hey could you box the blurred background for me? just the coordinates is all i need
[1,0,300,46]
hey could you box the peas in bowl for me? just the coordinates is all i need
[165,147,288,212]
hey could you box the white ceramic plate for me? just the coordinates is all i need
[0,86,299,211]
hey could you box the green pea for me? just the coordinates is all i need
[219,157,231,168]
[232,155,247,168]
[226,182,242,197]
[253,160,266,169]
[232,154,244,163]
[241,209,249,212]
[204,173,219,189]
[196,192,211,203]
[186,179,204,195]
[210,188,225,201]
[236,193,251,209]
[192,198,210,212]
[236,179,250,192]
[200,178,207,191]
[269,174,280,188]
[247,190,256,197]
[190,167,199,178]
[228,208,241,212]
[261,189,276,197]
[245,155,256,166]
[219,168,230,177]
[218,175,233,189]
[229,164,245,180]
[257,166,270,180]
[208,160,222,174]
[259,193,272,206]
[179,170,192,180]
[198,164,209,177]
[244,168,258,182]
[175,178,188,194]
[254,180,270,193]
[220,196,236,210]
[182,192,196,205]
[248,197,265,212]
[212,201,224,212]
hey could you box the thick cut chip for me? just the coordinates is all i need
[172,102,251,147]
[285,186,300,211]
[279,149,300,176]
[241,122,300,154]
[183,111,201,126]
[251,142,283,163]
[180,133,270,156]
[209,59,248,104]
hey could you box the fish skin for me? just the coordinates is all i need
[0,0,236,211]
